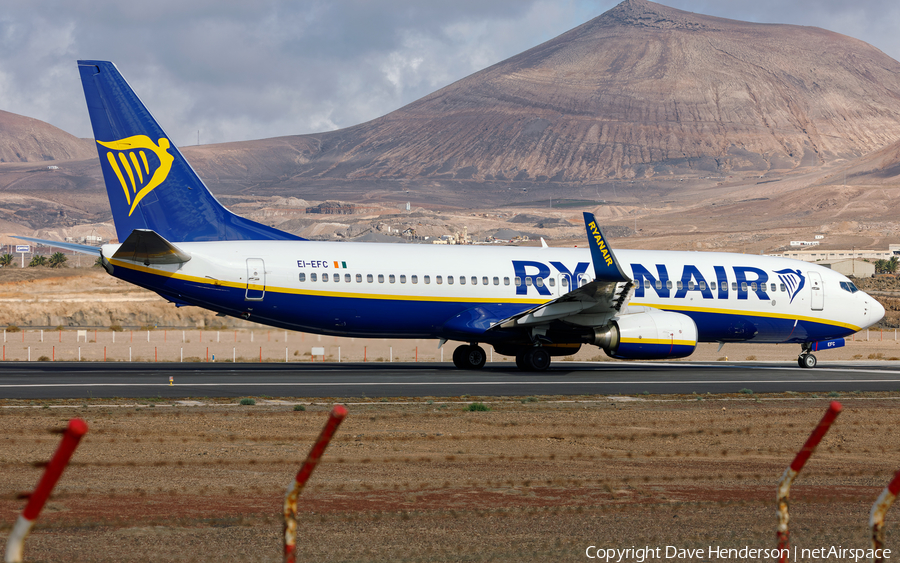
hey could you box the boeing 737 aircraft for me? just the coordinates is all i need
[19,60,885,371]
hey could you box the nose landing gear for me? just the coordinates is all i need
[798,343,817,369]
[798,353,817,369]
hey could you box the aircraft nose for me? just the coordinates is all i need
[863,292,885,327]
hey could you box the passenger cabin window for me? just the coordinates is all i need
[436,276,443,285]
[549,278,555,287]
[711,281,717,291]
[732,282,738,291]
[356,274,362,283]
[311,273,317,282]
[666,280,673,290]
[344,274,351,282]
[741,282,748,291]
[424,275,430,284]
[780,283,786,292]
[448,276,454,285]
[460,276,466,285]
[493,277,499,285]
[535,277,544,288]
[750,282,757,291]
[770,283,776,292]
[699,281,706,290]
[299,273,306,282]
[367,274,373,283]
[505,277,511,286]
[389,274,395,283]
[514,276,521,287]
[472,276,478,285]
[525,277,533,287]
[322,273,329,282]
[400,275,406,284]
[378,274,385,283]
[561,277,568,287]
[411,275,417,284]
[483,277,489,285]
[655,280,662,290]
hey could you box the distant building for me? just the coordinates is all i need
[790,241,820,247]
[771,249,892,262]
[818,259,875,278]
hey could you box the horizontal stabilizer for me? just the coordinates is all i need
[12,236,102,256]
[112,229,191,265]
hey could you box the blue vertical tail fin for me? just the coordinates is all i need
[77,60,302,243]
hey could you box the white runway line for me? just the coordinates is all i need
[5,378,900,388]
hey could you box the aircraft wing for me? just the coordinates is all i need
[492,212,634,329]
[12,236,102,256]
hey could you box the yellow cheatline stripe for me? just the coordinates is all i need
[106,152,130,205]
[129,152,144,184]
[633,301,860,332]
[108,260,548,305]
[117,152,136,192]
[620,338,695,346]
[139,151,150,175]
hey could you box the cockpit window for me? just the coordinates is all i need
[840,281,859,293]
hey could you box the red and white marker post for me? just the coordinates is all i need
[776,401,842,563]
[869,470,900,563]
[5,418,88,563]
[283,405,347,563]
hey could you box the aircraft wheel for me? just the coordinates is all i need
[526,348,551,372]
[515,352,530,371]
[798,353,817,369]
[452,344,486,370]
[452,345,469,369]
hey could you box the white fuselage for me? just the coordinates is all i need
[102,240,883,345]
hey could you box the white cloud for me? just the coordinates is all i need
[0,0,894,146]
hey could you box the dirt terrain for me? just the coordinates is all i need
[2,397,899,562]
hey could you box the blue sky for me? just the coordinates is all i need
[1,0,897,146]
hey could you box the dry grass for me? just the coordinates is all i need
[0,396,897,561]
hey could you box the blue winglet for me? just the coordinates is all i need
[582,212,630,282]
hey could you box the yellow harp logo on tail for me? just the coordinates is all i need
[96,136,174,216]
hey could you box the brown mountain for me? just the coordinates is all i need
[186,0,900,194]
[0,110,94,163]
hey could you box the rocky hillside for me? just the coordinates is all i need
[0,110,94,163]
[198,0,900,187]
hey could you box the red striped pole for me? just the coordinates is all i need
[5,419,88,562]
[283,405,347,563]
[776,401,842,562]
[870,470,900,562]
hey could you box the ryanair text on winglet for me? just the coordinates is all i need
[587,220,614,267]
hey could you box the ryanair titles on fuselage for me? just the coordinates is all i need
[513,260,806,303]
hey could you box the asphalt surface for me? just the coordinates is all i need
[1,361,900,399]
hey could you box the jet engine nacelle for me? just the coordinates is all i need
[593,309,698,360]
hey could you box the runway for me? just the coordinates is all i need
[1,361,900,399]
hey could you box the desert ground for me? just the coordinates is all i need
[2,396,900,562]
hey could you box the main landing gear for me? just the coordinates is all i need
[798,343,817,369]
[452,344,486,370]
[515,348,551,372]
